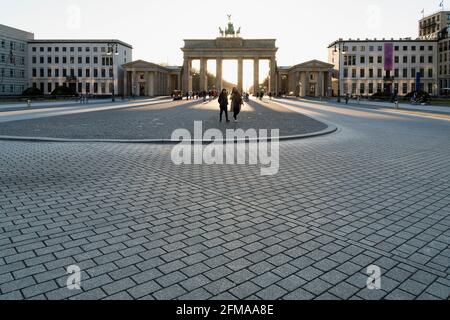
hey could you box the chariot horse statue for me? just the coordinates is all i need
[219,15,241,38]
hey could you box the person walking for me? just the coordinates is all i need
[345,93,349,105]
[230,87,243,122]
[218,89,230,123]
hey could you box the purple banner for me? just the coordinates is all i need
[384,43,394,71]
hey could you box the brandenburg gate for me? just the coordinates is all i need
[181,17,278,94]
[123,16,335,98]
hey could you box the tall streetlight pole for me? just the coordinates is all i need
[334,41,346,103]
[107,43,119,102]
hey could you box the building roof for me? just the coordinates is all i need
[122,60,180,72]
[328,38,437,48]
[0,24,34,40]
[28,39,133,49]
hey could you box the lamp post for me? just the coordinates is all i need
[334,41,346,103]
[107,43,119,102]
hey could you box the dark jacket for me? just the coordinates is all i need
[218,93,228,108]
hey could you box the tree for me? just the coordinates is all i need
[51,86,78,97]
[22,87,43,96]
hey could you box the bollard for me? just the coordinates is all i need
[27,100,31,108]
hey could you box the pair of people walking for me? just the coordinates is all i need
[218,87,243,123]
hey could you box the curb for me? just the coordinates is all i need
[0,125,337,144]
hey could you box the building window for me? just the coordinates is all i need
[32,68,37,77]
[360,69,365,77]
[78,69,82,77]
[63,69,67,77]
[78,57,82,64]
[48,68,52,77]
[101,69,106,78]
[40,57,44,64]
[86,83,90,93]
[40,68,44,77]
[94,57,98,64]
[32,56,37,63]
[101,83,106,93]
[377,56,382,64]
[86,57,90,64]
[86,69,90,77]
[48,83,52,93]
[55,57,60,64]
[360,83,365,94]
[428,83,433,94]
[402,83,408,94]
[70,57,75,64]
[403,56,408,63]
[369,83,374,94]
[55,69,59,77]
[94,69,98,77]
[63,57,67,64]
[428,69,433,78]
[48,57,52,64]
[411,68,416,78]
[94,82,98,93]
[369,69,374,78]
[78,82,82,93]
[411,56,416,63]
[377,69,382,78]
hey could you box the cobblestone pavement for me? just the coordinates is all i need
[0,98,449,300]
[0,98,327,140]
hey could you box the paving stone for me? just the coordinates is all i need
[128,281,162,299]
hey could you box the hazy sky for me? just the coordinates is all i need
[0,0,442,86]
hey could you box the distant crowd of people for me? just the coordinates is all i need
[180,88,286,123]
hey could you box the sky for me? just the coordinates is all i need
[0,0,442,87]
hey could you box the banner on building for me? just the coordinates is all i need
[416,72,421,92]
[384,43,394,71]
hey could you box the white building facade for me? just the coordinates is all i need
[328,39,438,96]
[0,24,34,96]
[28,40,132,96]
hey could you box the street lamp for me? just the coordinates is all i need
[107,43,119,102]
[334,42,346,103]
